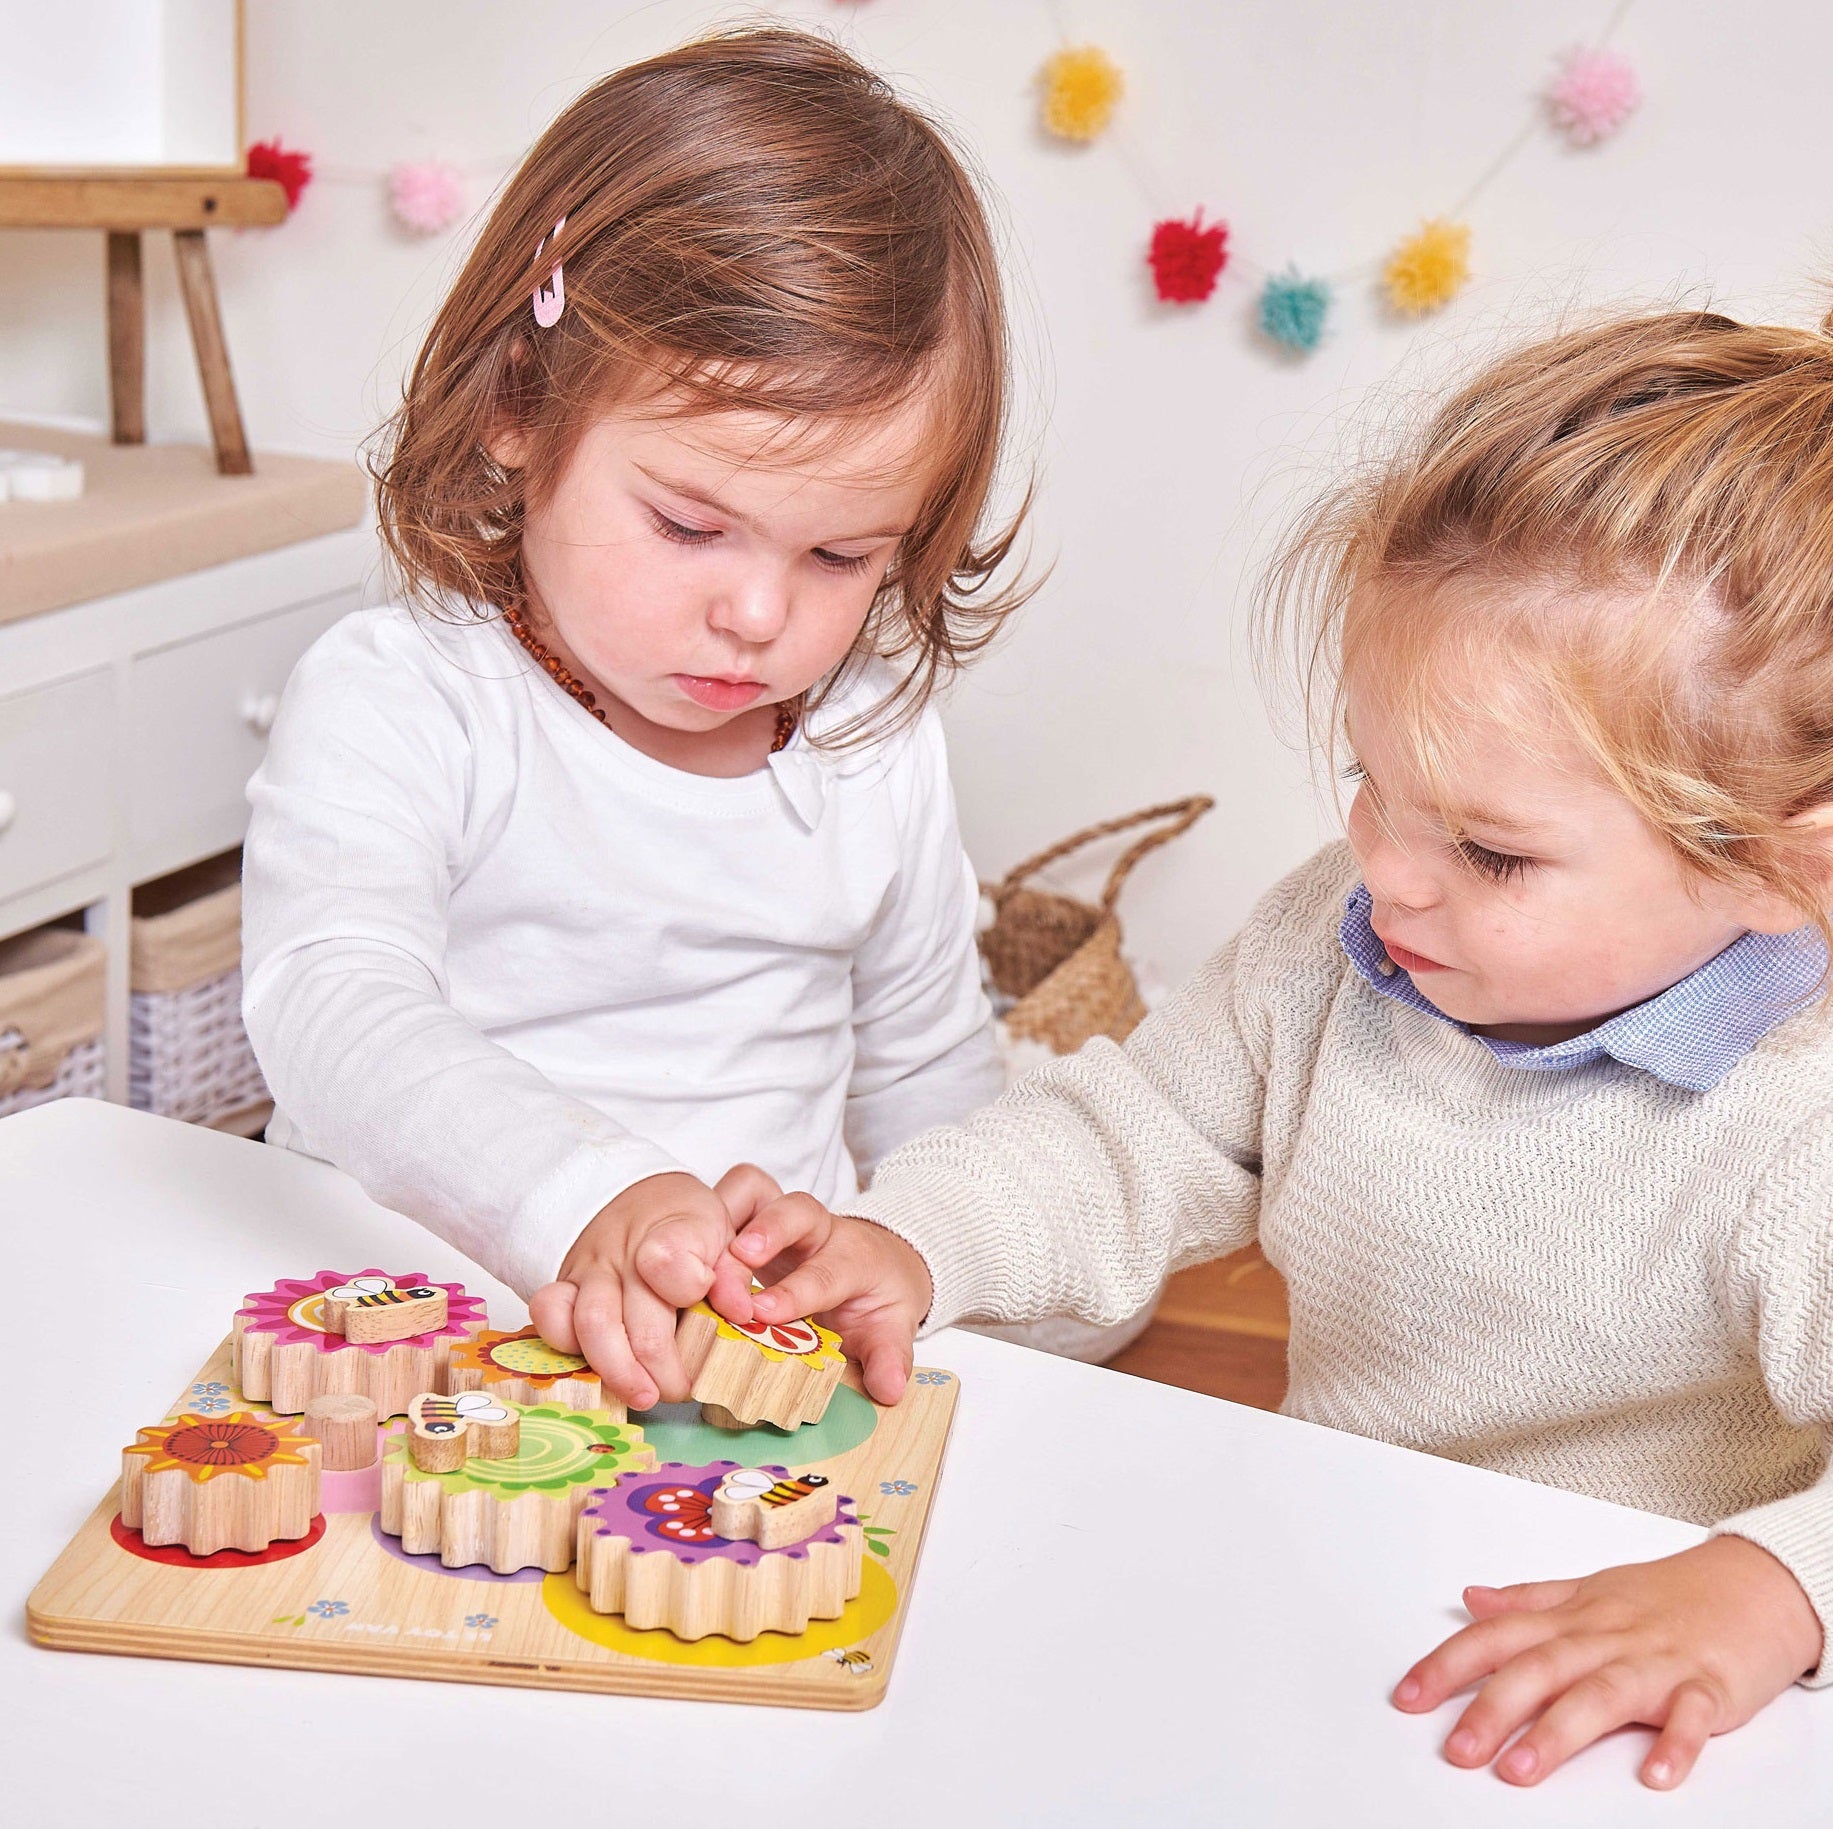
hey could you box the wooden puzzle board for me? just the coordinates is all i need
[28,1336,958,1710]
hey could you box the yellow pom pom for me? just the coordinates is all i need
[1040,46,1124,143]
[1382,219,1472,316]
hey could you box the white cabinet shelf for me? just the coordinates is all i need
[0,517,375,1101]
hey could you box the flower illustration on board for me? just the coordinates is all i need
[306,1599,349,1619]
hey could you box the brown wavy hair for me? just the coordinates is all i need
[1261,305,1833,946]
[374,26,1029,738]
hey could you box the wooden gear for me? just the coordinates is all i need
[447,1325,620,1419]
[575,1460,864,1642]
[231,1268,487,1416]
[120,1409,321,1555]
[676,1301,847,1430]
[380,1403,655,1575]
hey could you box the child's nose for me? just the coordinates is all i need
[710,571,791,645]
[1356,823,1441,911]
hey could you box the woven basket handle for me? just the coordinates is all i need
[989,795,1215,914]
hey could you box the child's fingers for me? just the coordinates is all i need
[1393,1608,1561,1712]
[706,1250,757,1325]
[1492,1660,1667,1786]
[1642,1679,1722,1789]
[732,1192,832,1275]
[714,1162,782,1228]
[749,1247,851,1324]
[621,1277,690,1404]
[528,1280,580,1355]
[1464,1578,1582,1620]
[634,1210,725,1308]
[570,1274,658,1411]
[1438,1637,1615,1768]
[838,1309,915,1406]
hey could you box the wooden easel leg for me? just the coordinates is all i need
[105,231,145,446]
[171,228,253,476]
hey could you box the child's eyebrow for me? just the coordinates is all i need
[1443,802,1546,840]
[635,464,910,543]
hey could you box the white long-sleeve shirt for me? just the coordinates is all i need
[242,603,999,1297]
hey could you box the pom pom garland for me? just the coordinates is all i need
[1257,269,1331,353]
[1381,218,1471,316]
[1545,47,1641,147]
[389,159,467,235]
[1149,212,1229,305]
[246,138,313,214]
[1040,46,1125,143]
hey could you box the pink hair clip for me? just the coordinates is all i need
[532,215,567,327]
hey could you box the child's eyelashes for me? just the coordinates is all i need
[648,507,873,576]
[1340,758,1368,782]
[649,508,719,547]
[1452,836,1535,884]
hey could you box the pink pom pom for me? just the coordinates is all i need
[1545,47,1640,148]
[388,160,466,235]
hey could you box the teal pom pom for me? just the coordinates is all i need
[1257,269,1330,353]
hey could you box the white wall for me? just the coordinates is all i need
[3,0,1829,985]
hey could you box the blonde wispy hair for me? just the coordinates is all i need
[1260,306,1833,944]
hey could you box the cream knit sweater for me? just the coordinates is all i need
[853,843,1833,1680]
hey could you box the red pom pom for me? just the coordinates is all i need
[1148,211,1228,304]
[246,138,314,213]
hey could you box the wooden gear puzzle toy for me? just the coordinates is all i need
[29,1265,959,1708]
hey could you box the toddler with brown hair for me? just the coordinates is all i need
[242,29,1027,1411]
[725,306,1833,1788]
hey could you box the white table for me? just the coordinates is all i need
[4,1099,1828,1825]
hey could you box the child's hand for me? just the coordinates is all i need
[528,1166,769,1410]
[1393,1535,1823,1789]
[722,1189,933,1405]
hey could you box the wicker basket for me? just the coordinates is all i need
[980,796,1214,1054]
[0,927,107,1119]
[129,852,268,1126]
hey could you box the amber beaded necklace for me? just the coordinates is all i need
[503,605,798,754]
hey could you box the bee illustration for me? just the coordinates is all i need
[352,1284,440,1309]
[716,1469,829,1509]
[324,1276,447,1344]
[415,1392,510,1436]
[824,1648,874,1675]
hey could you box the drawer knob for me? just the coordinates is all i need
[241,692,280,738]
[0,789,15,835]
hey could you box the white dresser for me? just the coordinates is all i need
[0,421,371,1104]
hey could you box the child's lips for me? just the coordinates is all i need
[675,674,766,711]
[1380,937,1450,973]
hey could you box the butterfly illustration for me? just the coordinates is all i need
[640,1479,722,1544]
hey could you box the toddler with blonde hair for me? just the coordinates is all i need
[723,307,1833,1789]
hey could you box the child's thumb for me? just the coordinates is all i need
[633,1209,724,1306]
[839,1309,915,1406]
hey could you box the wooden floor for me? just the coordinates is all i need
[1104,1245,1289,1411]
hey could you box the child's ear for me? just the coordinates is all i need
[487,424,532,469]
[485,335,536,469]
[1737,803,1833,934]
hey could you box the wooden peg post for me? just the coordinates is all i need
[302,1394,379,1471]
